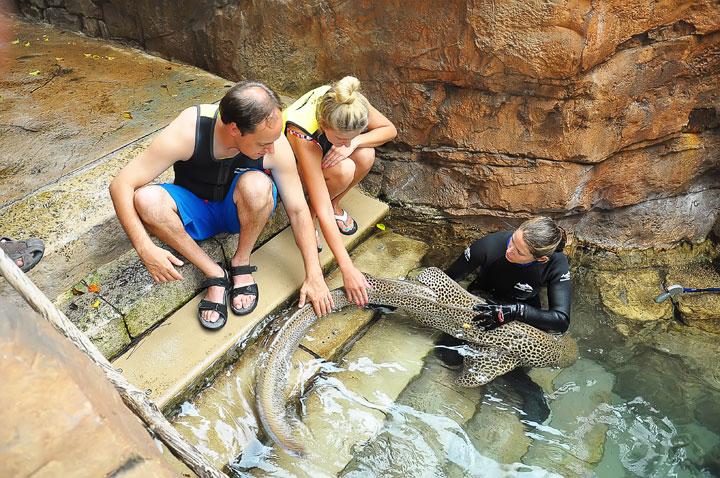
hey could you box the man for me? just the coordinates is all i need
[110,82,334,330]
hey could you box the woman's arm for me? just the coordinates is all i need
[288,129,370,305]
[521,280,571,333]
[472,280,570,333]
[351,102,397,148]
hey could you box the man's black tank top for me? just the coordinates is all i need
[173,104,264,202]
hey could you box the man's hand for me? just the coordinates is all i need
[322,142,357,169]
[139,244,184,283]
[298,274,334,317]
[472,303,526,330]
[342,266,371,306]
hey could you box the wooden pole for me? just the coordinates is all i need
[0,249,228,478]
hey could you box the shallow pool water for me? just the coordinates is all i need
[170,226,720,477]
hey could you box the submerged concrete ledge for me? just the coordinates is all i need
[114,188,389,411]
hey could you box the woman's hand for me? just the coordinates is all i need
[342,265,371,306]
[322,142,357,169]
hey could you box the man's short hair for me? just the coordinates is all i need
[218,82,284,134]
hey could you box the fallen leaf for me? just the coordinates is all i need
[376,223,386,231]
[24,42,30,47]
[88,284,99,293]
[92,54,100,59]
[123,112,133,119]
[11,39,19,45]
[91,300,100,308]
[172,94,178,97]
[107,56,115,60]
[44,38,49,42]
[28,70,40,76]
[84,53,91,57]
[55,57,64,61]
[71,287,85,296]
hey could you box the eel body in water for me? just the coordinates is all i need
[255,267,578,457]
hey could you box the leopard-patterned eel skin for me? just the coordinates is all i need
[256,267,578,457]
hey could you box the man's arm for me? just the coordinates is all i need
[109,107,196,281]
[264,134,333,316]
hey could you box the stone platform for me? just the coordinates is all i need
[0,17,232,308]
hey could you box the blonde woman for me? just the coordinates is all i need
[283,76,397,305]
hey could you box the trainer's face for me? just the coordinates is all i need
[505,230,537,264]
[235,109,282,159]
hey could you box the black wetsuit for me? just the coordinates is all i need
[446,230,571,333]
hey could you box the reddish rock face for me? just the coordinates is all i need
[0,300,178,478]
[16,0,720,249]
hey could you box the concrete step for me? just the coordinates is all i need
[113,189,390,412]
[1,18,231,306]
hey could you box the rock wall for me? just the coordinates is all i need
[0,300,178,477]
[14,0,720,251]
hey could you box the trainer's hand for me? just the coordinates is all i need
[299,274,333,317]
[342,266,371,306]
[471,303,525,330]
[139,244,184,282]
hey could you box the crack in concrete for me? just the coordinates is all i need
[29,65,61,94]
[2,124,41,133]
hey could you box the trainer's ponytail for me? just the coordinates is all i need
[518,217,565,258]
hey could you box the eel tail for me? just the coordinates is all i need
[256,289,350,457]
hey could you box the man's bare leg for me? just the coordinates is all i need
[230,171,274,310]
[134,185,227,323]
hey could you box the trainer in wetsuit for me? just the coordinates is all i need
[446,216,571,333]
[110,82,334,331]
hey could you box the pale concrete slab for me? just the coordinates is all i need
[522,358,614,476]
[114,188,389,410]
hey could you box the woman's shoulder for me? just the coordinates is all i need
[545,252,571,282]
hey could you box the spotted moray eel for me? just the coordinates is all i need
[256,267,578,457]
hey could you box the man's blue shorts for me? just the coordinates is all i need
[159,169,278,241]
